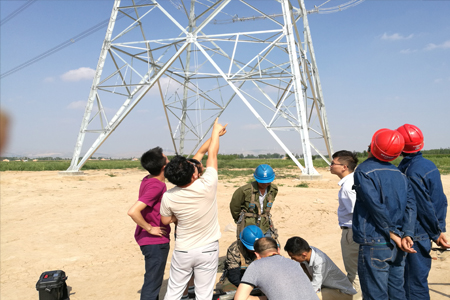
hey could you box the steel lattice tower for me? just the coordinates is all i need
[65,0,357,175]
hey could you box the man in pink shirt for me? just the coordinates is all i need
[128,147,171,300]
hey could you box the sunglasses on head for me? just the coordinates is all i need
[188,158,201,165]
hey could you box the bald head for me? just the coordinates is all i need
[254,237,279,257]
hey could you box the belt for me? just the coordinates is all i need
[340,226,350,230]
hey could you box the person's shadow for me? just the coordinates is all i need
[429,283,450,298]
[67,285,75,298]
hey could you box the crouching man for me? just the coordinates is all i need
[223,225,263,288]
[285,236,357,300]
[235,237,319,300]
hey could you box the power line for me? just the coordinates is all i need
[0,19,109,79]
[0,0,37,27]
[0,0,364,79]
[212,0,366,24]
[0,1,146,80]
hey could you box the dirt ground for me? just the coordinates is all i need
[1,167,449,299]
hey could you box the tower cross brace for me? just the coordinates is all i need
[65,0,334,176]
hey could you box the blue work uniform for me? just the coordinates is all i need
[398,152,448,300]
[353,157,416,300]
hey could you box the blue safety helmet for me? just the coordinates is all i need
[240,225,264,251]
[253,164,275,183]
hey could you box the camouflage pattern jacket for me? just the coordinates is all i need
[224,240,256,287]
[229,181,278,234]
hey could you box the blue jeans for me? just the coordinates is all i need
[140,243,170,300]
[358,243,407,300]
[404,239,432,300]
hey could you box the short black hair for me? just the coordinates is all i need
[140,147,166,175]
[332,150,359,172]
[284,236,310,255]
[164,155,195,186]
[254,237,278,255]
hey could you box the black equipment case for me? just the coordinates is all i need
[36,270,69,300]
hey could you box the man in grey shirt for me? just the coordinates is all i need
[235,237,319,300]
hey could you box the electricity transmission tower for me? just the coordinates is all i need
[64,0,363,175]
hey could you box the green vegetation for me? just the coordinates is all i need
[357,155,450,175]
[0,160,142,171]
[294,182,309,188]
[1,150,449,174]
[219,169,254,179]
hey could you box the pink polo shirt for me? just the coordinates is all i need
[134,176,171,246]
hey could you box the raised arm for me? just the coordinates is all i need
[192,124,227,162]
[206,118,226,171]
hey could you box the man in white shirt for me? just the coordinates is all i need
[160,118,226,300]
[285,236,357,300]
[330,150,361,298]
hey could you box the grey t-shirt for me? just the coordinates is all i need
[241,255,319,300]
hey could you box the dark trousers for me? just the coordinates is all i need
[405,239,432,300]
[140,243,170,300]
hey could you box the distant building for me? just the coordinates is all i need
[2,159,9,162]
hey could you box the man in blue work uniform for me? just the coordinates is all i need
[352,128,417,300]
[396,124,449,300]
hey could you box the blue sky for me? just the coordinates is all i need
[1,0,449,158]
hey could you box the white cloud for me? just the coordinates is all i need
[242,123,263,130]
[434,77,450,83]
[254,84,280,95]
[43,77,55,83]
[61,67,95,82]
[424,40,450,51]
[381,33,414,41]
[145,76,183,96]
[67,100,87,110]
[399,49,417,54]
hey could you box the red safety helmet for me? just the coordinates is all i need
[370,128,405,162]
[396,124,424,153]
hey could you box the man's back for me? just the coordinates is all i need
[353,157,415,244]
[134,176,170,245]
[398,152,447,238]
[161,167,221,251]
[241,255,319,300]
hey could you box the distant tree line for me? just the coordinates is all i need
[421,148,450,155]
[1,148,448,162]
